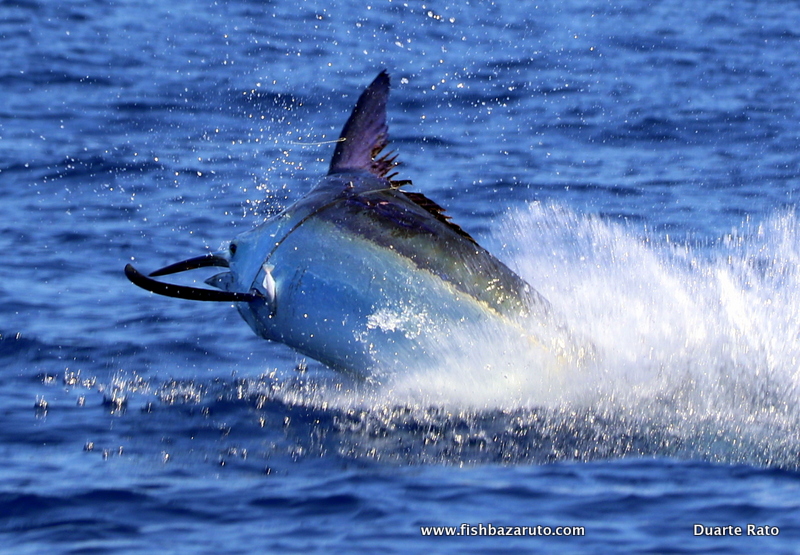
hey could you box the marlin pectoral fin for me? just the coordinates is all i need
[261,264,276,303]
[125,264,261,302]
[205,271,236,291]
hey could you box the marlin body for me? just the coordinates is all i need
[126,72,583,374]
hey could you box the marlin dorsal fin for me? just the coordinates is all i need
[329,72,475,242]
[328,71,400,181]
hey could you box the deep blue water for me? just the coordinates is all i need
[3,0,800,552]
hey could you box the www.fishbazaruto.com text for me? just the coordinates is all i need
[420,523,585,537]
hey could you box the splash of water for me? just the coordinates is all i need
[500,203,800,419]
[260,202,800,466]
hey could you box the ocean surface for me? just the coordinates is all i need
[2,0,800,552]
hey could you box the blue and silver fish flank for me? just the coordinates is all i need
[126,72,589,375]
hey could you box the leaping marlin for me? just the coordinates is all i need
[126,72,585,374]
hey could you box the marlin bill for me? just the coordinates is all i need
[125,71,591,375]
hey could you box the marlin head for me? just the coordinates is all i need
[126,71,398,306]
[126,72,574,374]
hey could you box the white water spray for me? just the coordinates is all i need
[257,202,800,466]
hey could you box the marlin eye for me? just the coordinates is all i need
[229,242,237,255]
